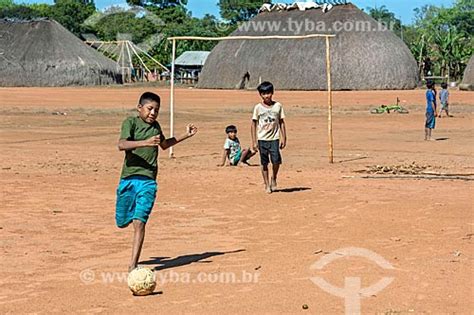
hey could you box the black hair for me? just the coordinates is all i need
[139,92,161,106]
[426,81,435,89]
[225,125,237,133]
[441,82,448,89]
[257,81,274,94]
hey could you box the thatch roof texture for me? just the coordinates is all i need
[198,4,419,90]
[0,19,122,87]
[460,55,473,91]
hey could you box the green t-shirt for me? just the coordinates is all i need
[119,116,164,180]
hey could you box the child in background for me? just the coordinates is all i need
[251,82,287,193]
[438,82,452,118]
[425,81,437,141]
[219,125,256,166]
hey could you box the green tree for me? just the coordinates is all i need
[409,1,473,80]
[93,11,155,43]
[0,1,51,19]
[218,0,269,24]
[0,0,14,9]
[49,0,96,36]
[366,5,402,37]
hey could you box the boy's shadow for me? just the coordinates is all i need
[139,249,245,271]
[435,137,449,141]
[273,187,311,193]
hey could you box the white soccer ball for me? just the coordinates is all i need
[127,267,156,296]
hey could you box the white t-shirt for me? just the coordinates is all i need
[224,138,241,161]
[252,102,285,141]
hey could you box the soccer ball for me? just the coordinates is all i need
[127,267,156,296]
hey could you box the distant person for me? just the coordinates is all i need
[438,82,452,118]
[239,72,251,90]
[251,81,287,193]
[423,57,433,77]
[115,92,197,272]
[425,81,437,141]
[218,125,256,166]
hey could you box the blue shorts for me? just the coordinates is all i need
[115,175,157,228]
[230,150,242,166]
[425,112,436,129]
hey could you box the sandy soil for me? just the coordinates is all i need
[0,87,473,314]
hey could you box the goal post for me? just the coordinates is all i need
[167,34,336,164]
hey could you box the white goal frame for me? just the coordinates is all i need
[167,34,336,163]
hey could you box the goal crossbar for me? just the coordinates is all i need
[167,34,336,163]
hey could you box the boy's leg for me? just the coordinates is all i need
[128,179,157,271]
[427,128,435,141]
[424,128,429,140]
[258,141,271,193]
[446,106,452,117]
[240,148,257,164]
[129,220,146,272]
[261,165,271,193]
[271,163,280,190]
[269,140,282,191]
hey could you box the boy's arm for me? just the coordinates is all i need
[118,136,161,151]
[118,118,161,151]
[218,149,230,167]
[279,119,287,149]
[251,120,258,151]
[160,124,197,150]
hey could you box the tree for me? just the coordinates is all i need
[0,0,14,9]
[407,1,473,80]
[49,0,96,36]
[93,10,155,43]
[218,0,269,24]
[366,5,402,37]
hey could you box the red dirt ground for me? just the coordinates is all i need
[0,87,472,314]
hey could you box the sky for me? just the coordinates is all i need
[17,0,456,25]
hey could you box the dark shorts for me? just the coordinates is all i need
[425,112,436,129]
[258,140,282,166]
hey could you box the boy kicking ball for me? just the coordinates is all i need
[251,82,287,194]
[116,92,197,272]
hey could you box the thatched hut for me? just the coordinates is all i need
[0,19,122,87]
[460,55,473,91]
[198,3,419,90]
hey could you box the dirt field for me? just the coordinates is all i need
[0,87,472,314]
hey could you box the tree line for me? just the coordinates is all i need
[0,0,471,80]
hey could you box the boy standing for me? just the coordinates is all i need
[425,81,437,141]
[251,82,287,193]
[116,92,197,271]
[438,82,452,118]
[219,125,256,166]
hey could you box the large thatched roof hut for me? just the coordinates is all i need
[0,19,122,86]
[198,3,419,90]
[460,55,473,91]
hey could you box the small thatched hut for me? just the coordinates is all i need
[198,3,419,90]
[460,55,473,91]
[0,19,122,87]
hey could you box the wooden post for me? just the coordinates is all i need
[166,34,336,160]
[169,38,176,158]
[326,36,334,164]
